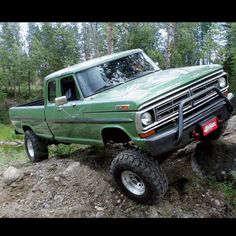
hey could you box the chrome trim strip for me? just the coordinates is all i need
[227,92,234,100]
[139,89,191,115]
[190,72,226,91]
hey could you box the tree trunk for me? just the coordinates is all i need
[91,23,99,58]
[107,22,113,54]
[165,23,174,69]
[82,22,89,60]
[13,71,16,98]
[18,82,21,96]
[28,69,31,97]
[3,66,8,93]
[40,78,43,98]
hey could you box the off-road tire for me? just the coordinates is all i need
[24,130,48,162]
[110,149,168,204]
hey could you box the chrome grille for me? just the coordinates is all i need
[191,78,219,105]
[155,91,191,122]
[143,71,227,131]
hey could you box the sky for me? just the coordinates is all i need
[19,22,28,41]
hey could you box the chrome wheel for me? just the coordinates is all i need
[121,170,145,195]
[27,139,34,157]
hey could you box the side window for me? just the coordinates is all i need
[48,80,56,103]
[60,76,79,101]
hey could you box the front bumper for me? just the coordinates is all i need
[143,90,234,157]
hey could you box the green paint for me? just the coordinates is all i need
[8,49,226,150]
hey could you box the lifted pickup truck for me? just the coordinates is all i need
[9,49,234,204]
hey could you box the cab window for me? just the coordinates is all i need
[60,76,80,101]
[48,80,56,103]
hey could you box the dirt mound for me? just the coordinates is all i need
[0,120,236,218]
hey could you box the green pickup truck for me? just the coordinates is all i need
[9,48,234,204]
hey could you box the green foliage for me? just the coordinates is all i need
[146,49,165,68]
[0,145,28,171]
[127,23,156,52]
[171,23,198,67]
[228,23,236,94]
[0,93,8,124]
[206,176,236,206]
[0,22,235,121]
[49,143,88,158]
[0,125,23,141]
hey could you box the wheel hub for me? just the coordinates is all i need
[121,170,145,195]
[27,139,34,157]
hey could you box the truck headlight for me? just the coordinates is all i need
[141,112,153,126]
[218,77,227,88]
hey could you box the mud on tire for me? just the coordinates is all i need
[110,149,168,204]
[24,130,48,162]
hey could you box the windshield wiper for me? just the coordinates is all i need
[94,83,124,94]
[128,70,158,81]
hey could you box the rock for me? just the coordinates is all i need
[157,200,173,217]
[54,195,64,203]
[54,176,60,182]
[147,206,161,218]
[176,149,185,157]
[95,212,105,218]
[224,116,236,134]
[42,203,50,209]
[109,187,115,192]
[95,206,104,211]
[163,200,173,216]
[62,162,80,177]
[184,143,196,155]
[10,182,19,188]
[214,199,221,207]
[2,166,24,185]
[117,199,121,204]
[191,139,236,180]
[230,170,236,180]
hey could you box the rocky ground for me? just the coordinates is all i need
[0,117,236,218]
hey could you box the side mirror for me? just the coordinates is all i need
[55,96,68,106]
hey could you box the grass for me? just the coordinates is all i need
[0,124,23,141]
[49,143,89,158]
[0,125,91,170]
[0,145,29,171]
[0,125,26,171]
[206,176,236,206]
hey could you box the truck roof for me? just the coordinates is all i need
[45,48,142,80]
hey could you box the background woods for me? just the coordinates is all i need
[1,22,236,123]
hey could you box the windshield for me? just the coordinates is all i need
[75,52,157,97]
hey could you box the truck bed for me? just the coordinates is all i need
[16,99,44,107]
[9,99,53,139]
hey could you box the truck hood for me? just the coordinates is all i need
[83,64,222,112]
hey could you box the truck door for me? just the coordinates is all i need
[45,75,84,142]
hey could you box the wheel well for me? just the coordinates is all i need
[22,125,32,132]
[102,128,131,145]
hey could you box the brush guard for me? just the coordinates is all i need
[175,87,234,145]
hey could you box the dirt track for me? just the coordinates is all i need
[0,119,236,218]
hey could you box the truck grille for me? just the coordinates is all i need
[155,91,191,121]
[140,70,227,131]
[191,78,219,105]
